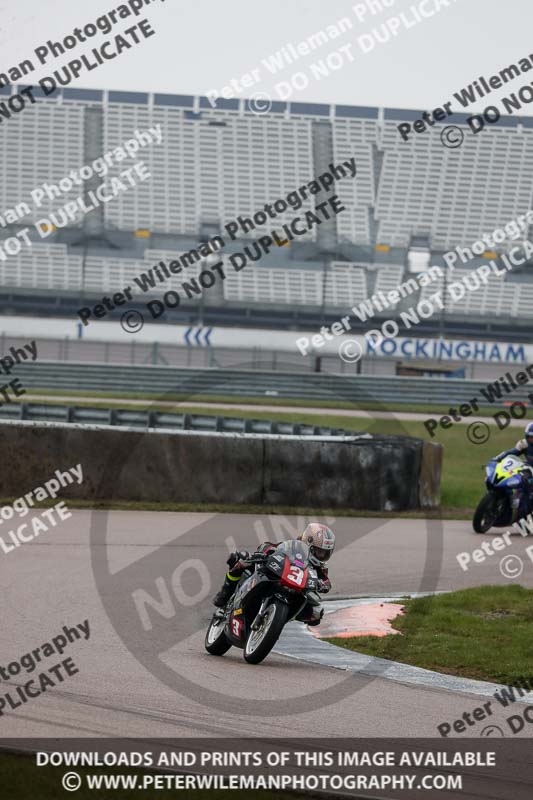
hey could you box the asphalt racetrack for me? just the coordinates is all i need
[3,510,533,739]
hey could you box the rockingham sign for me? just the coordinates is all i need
[296,332,526,364]
[0,314,528,367]
[363,336,525,363]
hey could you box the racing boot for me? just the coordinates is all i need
[304,607,324,627]
[212,572,240,607]
[511,492,521,524]
[524,470,533,510]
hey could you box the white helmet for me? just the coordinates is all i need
[299,523,335,567]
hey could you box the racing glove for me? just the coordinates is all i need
[317,578,331,594]
[226,550,250,569]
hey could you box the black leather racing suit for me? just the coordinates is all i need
[213,541,331,622]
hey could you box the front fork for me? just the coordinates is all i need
[251,592,297,630]
[250,597,272,631]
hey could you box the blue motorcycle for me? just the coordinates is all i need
[473,455,530,533]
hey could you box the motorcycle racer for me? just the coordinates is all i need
[494,421,533,520]
[212,523,335,625]
[496,421,533,466]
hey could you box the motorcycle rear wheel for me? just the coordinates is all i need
[473,493,500,534]
[205,615,232,655]
[243,600,289,665]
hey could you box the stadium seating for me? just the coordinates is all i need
[0,87,532,320]
[0,102,84,225]
[418,268,523,317]
[224,266,322,306]
[85,249,206,295]
[379,111,533,251]
[373,264,405,299]
[0,243,82,291]
[0,240,530,316]
[325,262,368,308]
[332,114,378,246]
[3,89,533,256]
[104,100,317,240]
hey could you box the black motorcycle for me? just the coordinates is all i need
[204,540,321,664]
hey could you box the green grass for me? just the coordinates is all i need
[326,585,533,684]
[23,386,402,410]
[15,391,516,513]
[0,753,309,800]
[21,387,509,417]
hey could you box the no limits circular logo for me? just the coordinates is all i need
[90,364,444,716]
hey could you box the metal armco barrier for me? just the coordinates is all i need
[10,360,527,407]
[0,402,348,436]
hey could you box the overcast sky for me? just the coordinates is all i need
[1,0,532,113]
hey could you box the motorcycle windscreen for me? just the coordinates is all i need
[275,541,310,590]
[274,539,310,566]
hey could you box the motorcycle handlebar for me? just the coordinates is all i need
[244,553,267,564]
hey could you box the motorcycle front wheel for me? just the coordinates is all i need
[205,615,232,655]
[243,600,289,665]
[473,493,500,533]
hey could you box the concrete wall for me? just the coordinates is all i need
[0,421,442,511]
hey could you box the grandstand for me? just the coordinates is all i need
[0,85,532,335]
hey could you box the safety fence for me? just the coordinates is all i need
[0,402,348,436]
[11,361,526,407]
